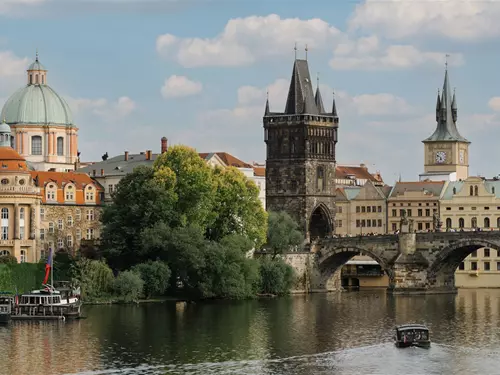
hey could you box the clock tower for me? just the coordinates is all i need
[420,67,470,181]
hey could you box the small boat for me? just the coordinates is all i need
[12,284,81,321]
[394,324,430,348]
[0,292,14,324]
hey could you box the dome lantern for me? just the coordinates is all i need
[27,50,47,86]
[0,119,12,148]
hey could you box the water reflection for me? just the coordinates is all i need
[1,290,500,374]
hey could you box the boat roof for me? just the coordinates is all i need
[396,324,429,331]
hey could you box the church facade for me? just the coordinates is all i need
[0,54,103,263]
[263,58,339,241]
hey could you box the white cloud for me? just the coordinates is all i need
[156,14,343,67]
[488,97,500,112]
[330,35,464,70]
[161,75,202,99]
[67,96,136,122]
[351,93,414,116]
[349,0,500,40]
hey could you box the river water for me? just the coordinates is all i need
[1,289,500,375]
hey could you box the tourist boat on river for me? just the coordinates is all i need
[0,292,14,324]
[12,283,81,321]
[394,324,431,348]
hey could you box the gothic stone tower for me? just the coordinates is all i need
[264,58,339,241]
[421,68,470,181]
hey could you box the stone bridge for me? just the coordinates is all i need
[282,231,500,294]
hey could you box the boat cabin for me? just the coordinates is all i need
[19,293,63,306]
[394,324,430,348]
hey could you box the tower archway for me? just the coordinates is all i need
[309,204,332,240]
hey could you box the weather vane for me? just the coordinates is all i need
[445,54,450,69]
[294,42,297,60]
[305,44,308,60]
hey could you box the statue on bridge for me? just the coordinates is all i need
[399,211,414,233]
[433,213,442,232]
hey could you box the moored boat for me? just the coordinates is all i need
[0,292,14,324]
[394,324,431,348]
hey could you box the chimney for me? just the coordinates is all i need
[161,137,168,154]
[146,150,152,160]
[124,151,129,161]
[100,169,104,176]
[360,163,367,169]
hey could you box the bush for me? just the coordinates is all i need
[0,255,17,265]
[132,261,171,298]
[259,258,295,295]
[70,259,114,300]
[113,271,144,303]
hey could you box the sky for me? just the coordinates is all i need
[1,0,500,183]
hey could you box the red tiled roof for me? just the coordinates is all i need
[30,171,104,191]
[0,147,28,171]
[336,166,378,182]
[199,152,253,168]
[253,166,265,177]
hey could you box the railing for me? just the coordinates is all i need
[0,186,40,194]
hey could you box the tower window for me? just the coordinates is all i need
[57,137,64,156]
[31,136,42,155]
[29,74,33,84]
[41,75,45,84]
[317,166,325,191]
[35,74,39,84]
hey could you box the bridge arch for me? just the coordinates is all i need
[309,203,333,240]
[427,239,500,289]
[317,246,394,290]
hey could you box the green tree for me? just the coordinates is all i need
[258,258,295,295]
[70,258,114,300]
[153,145,216,229]
[100,165,177,269]
[132,261,171,298]
[209,167,267,248]
[113,271,144,303]
[266,211,304,258]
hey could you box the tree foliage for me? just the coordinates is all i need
[266,211,304,258]
[258,258,295,295]
[113,271,144,303]
[70,258,114,300]
[132,261,171,298]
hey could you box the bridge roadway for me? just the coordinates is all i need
[282,231,500,294]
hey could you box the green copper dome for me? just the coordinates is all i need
[1,84,74,127]
[28,60,46,71]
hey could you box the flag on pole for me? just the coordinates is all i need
[43,248,52,285]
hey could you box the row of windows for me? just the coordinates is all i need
[40,208,94,222]
[356,219,383,228]
[0,249,26,262]
[445,217,499,229]
[0,208,27,240]
[46,185,96,202]
[445,206,500,211]
[391,202,437,207]
[29,73,45,85]
[40,228,95,243]
[459,261,500,271]
[31,136,64,156]
[392,208,437,217]
[356,206,383,213]
[391,222,432,231]
[468,248,499,258]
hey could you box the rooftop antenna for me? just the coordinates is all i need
[445,53,450,70]
[294,42,297,60]
[305,44,308,60]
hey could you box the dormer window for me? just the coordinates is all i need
[46,183,56,201]
[85,185,95,202]
[65,185,74,201]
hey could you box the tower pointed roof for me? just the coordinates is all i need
[424,69,469,143]
[331,90,338,117]
[284,59,319,115]
[315,85,325,113]
[264,96,270,116]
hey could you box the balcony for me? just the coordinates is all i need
[0,186,40,194]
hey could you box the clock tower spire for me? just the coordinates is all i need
[420,63,470,181]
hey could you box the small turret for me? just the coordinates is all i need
[332,90,339,123]
[314,74,325,113]
[0,119,11,148]
[264,95,270,116]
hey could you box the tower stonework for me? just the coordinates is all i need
[420,68,470,181]
[264,59,339,241]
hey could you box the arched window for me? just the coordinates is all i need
[29,74,33,84]
[493,187,496,194]
[446,218,452,228]
[57,137,64,156]
[41,75,45,84]
[470,186,474,196]
[1,208,8,240]
[475,185,479,196]
[471,217,477,228]
[459,218,465,229]
[66,235,73,248]
[453,187,456,195]
[0,250,9,256]
[31,136,42,155]
[35,74,39,84]
[497,217,500,228]
[20,250,26,263]
[65,185,74,201]
[57,238,64,250]
[19,208,25,240]
[85,186,95,202]
[316,166,325,192]
[485,217,490,228]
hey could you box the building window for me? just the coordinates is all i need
[1,208,8,240]
[446,207,451,211]
[356,206,360,213]
[29,74,33,84]
[48,222,54,233]
[67,215,73,227]
[459,218,465,228]
[417,209,422,216]
[446,218,452,228]
[108,184,114,194]
[484,262,491,271]
[40,208,45,221]
[392,223,397,231]
[497,217,500,228]
[65,185,74,201]
[471,217,477,228]
[378,206,382,213]
[471,250,477,257]
[40,228,45,240]
[337,220,342,228]
[425,209,430,216]
[0,250,9,256]
[493,187,496,194]
[57,238,64,250]
[392,209,396,217]
[378,219,382,227]
[497,262,500,271]
[484,248,490,257]
[485,207,490,210]
[470,186,473,196]
[58,219,63,230]
[475,186,479,196]
[86,228,94,240]
[19,227,24,240]
[363,206,367,213]
[337,206,342,214]
[407,209,412,217]
[356,220,360,228]
[31,136,42,155]
[86,209,95,221]
[418,222,423,231]
[1,208,8,220]
[459,262,465,270]
[425,223,430,229]
[471,261,478,271]
[76,228,81,241]
[367,206,371,213]
[57,137,64,156]
[484,217,490,228]
[85,186,95,201]
[75,209,81,221]
[453,187,456,194]
[20,250,26,263]
[66,235,73,248]
[316,166,324,191]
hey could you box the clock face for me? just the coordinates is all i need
[435,151,447,164]
[459,150,465,164]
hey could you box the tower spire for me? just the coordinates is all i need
[435,88,441,122]
[314,73,325,113]
[331,90,338,120]
[264,90,270,115]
